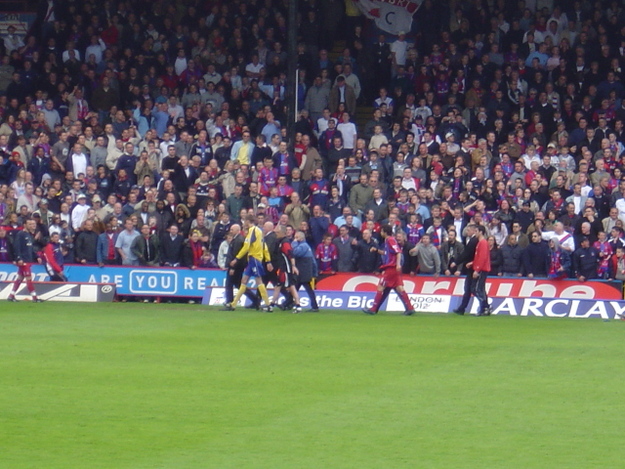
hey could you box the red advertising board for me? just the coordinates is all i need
[316,274,624,300]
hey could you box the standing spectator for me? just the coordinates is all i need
[329,77,356,116]
[160,225,185,268]
[523,231,551,278]
[285,192,310,228]
[97,221,119,266]
[409,233,441,275]
[182,229,205,270]
[440,228,464,276]
[132,224,160,267]
[354,229,380,273]
[300,134,323,181]
[500,234,524,276]
[333,225,356,272]
[91,77,119,123]
[115,217,140,266]
[305,76,330,122]
[572,237,600,282]
[74,219,99,264]
[316,232,338,273]
[487,235,503,276]
[336,112,357,151]
[547,237,572,280]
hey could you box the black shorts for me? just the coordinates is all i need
[275,269,294,288]
[263,270,278,286]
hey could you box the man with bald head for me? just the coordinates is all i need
[223,223,258,308]
[541,221,575,252]
[268,224,302,312]
[254,220,290,309]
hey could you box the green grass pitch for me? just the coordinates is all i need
[1,302,624,468]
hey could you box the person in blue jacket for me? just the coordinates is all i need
[292,230,320,312]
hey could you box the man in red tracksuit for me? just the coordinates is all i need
[469,225,491,316]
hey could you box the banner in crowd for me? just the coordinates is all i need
[0,281,116,302]
[315,273,624,300]
[0,263,227,297]
[352,0,423,35]
[203,288,625,320]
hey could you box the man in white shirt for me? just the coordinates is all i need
[3,25,24,53]
[390,32,408,69]
[316,108,332,136]
[61,41,81,63]
[85,35,107,64]
[167,96,184,121]
[159,132,176,157]
[336,112,357,150]
[245,55,263,78]
[541,221,575,252]
[174,49,187,76]
[71,194,91,231]
[69,143,89,177]
[341,64,361,99]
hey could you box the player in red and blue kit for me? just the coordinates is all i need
[315,233,338,273]
[363,224,416,315]
[308,168,330,209]
[258,157,279,196]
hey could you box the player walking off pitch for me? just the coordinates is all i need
[222,214,273,311]
[363,224,416,316]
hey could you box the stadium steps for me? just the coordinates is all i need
[356,105,373,133]
[328,40,346,62]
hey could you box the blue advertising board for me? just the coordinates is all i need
[0,263,227,297]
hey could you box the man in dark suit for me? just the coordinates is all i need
[452,224,479,315]
[160,224,184,267]
[173,155,198,196]
[223,224,259,308]
[370,34,392,98]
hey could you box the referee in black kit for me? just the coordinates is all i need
[451,224,479,315]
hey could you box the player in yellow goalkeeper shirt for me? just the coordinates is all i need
[222,214,273,311]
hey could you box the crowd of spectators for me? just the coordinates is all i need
[1,0,625,285]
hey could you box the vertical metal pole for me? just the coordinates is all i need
[294,68,299,120]
[286,0,298,143]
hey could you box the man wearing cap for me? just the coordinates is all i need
[33,198,54,226]
[71,193,90,231]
